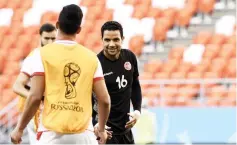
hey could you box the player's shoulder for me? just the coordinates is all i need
[40,43,55,52]
[79,45,99,62]
[121,49,135,56]
[121,49,137,60]
[97,51,104,59]
[80,44,97,57]
[24,47,40,61]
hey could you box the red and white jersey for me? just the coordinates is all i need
[20,48,40,87]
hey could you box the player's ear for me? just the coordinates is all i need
[122,36,125,42]
[76,27,81,34]
[56,22,59,29]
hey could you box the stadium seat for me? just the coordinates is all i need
[143,59,162,73]
[209,57,226,77]
[144,87,159,99]
[147,7,162,18]
[129,35,144,56]
[100,9,114,21]
[124,0,138,5]
[185,0,199,14]
[225,59,236,78]
[93,19,107,33]
[204,44,221,55]
[21,0,33,9]
[198,0,215,14]
[206,98,220,106]
[203,49,217,60]
[76,29,88,45]
[208,34,226,45]
[171,71,186,79]
[170,71,186,88]
[193,31,212,44]
[0,35,16,49]
[226,35,236,46]
[178,85,199,98]
[153,18,170,42]
[2,88,16,105]
[23,25,39,35]
[227,84,236,99]
[159,86,177,106]
[161,8,177,26]
[203,71,221,89]
[218,44,234,59]
[139,72,153,89]
[86,5,105,20]
[176,86,199,106]
[6,0,22,9]
[176,7,193,27]
[209,85,228,98]
[176,62,193,73]
[132,4,149,19]
[187,71,203,89]
[161,59,179,74]
[139,0,152,6]
[83,33,100,50]
[80,0,94,7]
[168,47,185,60]
[11,8,27,22]
[40,11,58,24]
[0,0,8,8]
[193,58,210,73]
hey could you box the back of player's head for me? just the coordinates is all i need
[39,23,56,35]
[58,4,83,35]
[101,21,124,38]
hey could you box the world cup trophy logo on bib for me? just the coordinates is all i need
[64,63,81,99]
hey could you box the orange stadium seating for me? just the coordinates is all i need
[0,0,236,119]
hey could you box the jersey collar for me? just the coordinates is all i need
[54,40,77,45]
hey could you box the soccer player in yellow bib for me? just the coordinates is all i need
[12,23,56,144]
[10,4,111,144]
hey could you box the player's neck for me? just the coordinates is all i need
[56,31,76,41]
[103,51,120,61]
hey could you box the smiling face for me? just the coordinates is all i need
[102,30,124,60]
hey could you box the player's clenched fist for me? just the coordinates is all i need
[10,127,23,144]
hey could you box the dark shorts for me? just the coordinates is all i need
[106,130,134,144]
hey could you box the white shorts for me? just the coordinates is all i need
[36,130,98,144]
[27,119,37,144]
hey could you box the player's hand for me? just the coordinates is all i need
[10,127,23,144]
[125,110,141,129]
[97,131,108,144]
[94,123,113,140]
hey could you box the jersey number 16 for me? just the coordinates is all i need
[116,75,128,89]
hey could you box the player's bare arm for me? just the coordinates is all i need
[11,76,45,143]
[93,79,111,143]
[13,73,30,98]
[93,79,111,131]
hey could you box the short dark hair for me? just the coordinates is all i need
[58,4,83,35]
[101,21,123,38]
[39,23,56,35]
